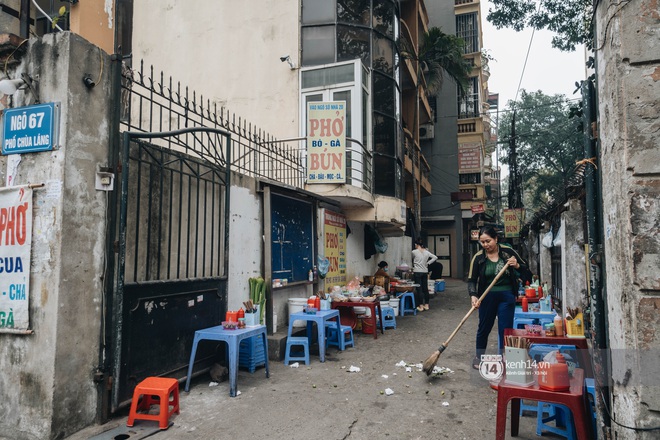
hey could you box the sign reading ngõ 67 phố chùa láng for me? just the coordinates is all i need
[2,103,60,155]
[306,101,346,183]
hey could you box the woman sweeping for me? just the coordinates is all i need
[467,226,527,369]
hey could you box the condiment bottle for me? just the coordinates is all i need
[237,308,245,320]
[522,296,529,312]
[554,314,564,337]
[538,284,544,298]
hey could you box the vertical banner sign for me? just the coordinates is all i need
[323,210,347,285]
[503,208,524,238]
[0,186,32,332]
[307,101,346,183]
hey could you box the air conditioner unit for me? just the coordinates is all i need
[420,124,435,140]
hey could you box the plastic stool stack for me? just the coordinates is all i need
[239,336,266,373]
[283,336,310,365]
[585,378,598,439]
[127,377,180,430]
[398,292,416,316]
[326,323,354,350]
[378,306,397,329]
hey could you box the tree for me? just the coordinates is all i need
[399,27,473,232]
[487,0,593,51]
[498,90,583,212]
[401,27,473,95]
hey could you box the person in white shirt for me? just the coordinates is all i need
[412,239,438,311]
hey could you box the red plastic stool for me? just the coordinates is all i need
[127,377,180,429]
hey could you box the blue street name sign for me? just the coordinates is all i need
[1,102,60,155]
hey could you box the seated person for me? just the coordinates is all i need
[374,261,390,292]
[428,260,443,280]
[374,260,389,278]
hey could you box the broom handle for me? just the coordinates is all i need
[441,263,511,347]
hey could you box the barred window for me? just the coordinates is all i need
[456,12,479,54]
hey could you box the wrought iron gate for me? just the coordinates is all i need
[111,128,231,410]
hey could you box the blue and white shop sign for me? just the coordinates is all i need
[1,102,60,155]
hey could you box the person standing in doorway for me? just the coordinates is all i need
[412,239,438,312]
[467,226,527,369]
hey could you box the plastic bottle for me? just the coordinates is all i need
[237,308,245,320]
[308,269,314,282]
[554,314,564,337]
[522,296,529,312]
[538,283,544,298]
[518,281,524,297]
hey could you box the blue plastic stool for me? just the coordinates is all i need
[378,306,397,329]
[585,378,597,439]
[283,336,310,365]
[325,323,354,350]
[520,344,578,418]
[537,403,576,439]
[398,292,416,316]
[513,317,535,329]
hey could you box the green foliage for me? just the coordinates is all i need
[52,6,69,30]
[499,90,583,211]
[487,0,593,51]
[400,27,473,95]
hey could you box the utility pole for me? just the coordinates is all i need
[507,110,523,209]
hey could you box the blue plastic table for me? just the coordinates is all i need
[514,310,556,324]
[288,309,340,362]
[184,324,269,397]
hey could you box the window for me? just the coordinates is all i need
[459,173,481,184]
[301,60,370,188]
[302,0,335,24]
[337,0,370,26]
[302,26,336,66]
[337,25,371,65]
[456,12,479,54]
[457,77,480,119]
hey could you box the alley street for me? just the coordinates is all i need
[66,279,568,440]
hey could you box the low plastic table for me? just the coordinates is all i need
[184,324,269,397]
[288,309,341,362]
[504,328,592,377]
[332,300,384,339]
[495,368,592,440]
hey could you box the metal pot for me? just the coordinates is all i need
[377,294,390,302]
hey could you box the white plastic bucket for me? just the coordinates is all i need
[288,298,308,328]
[389,299,399,316]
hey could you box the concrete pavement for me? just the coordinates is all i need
[66,279,559,440]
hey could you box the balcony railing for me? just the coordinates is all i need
[120,60,372,194]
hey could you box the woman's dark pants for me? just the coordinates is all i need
[475,290,515,358]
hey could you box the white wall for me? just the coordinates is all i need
[132,0,301,140]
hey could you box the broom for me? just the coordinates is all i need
[422,263,511,375]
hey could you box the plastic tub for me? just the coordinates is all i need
[288,298,308,328]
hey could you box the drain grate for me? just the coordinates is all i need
[86,420,169,440]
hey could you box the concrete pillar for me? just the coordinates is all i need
[559,199,587,313]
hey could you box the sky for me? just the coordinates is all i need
[479,5,588,175]
[480,8,587,113]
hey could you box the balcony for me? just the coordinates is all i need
[403,129,432,197]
